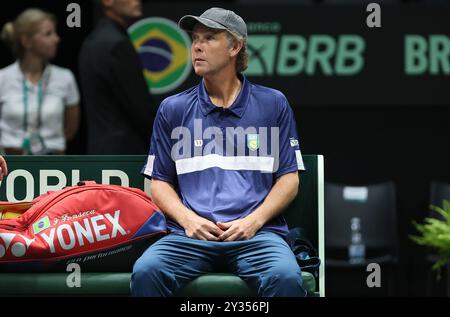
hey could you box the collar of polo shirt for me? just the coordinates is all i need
[197,73,251,118]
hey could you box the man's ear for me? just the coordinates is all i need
[229,39,243,58]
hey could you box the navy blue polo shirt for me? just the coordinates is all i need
[143,74,305,237]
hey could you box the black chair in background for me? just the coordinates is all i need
[430,181,450,215]
[425,181,450,297]
[325,181,399,296]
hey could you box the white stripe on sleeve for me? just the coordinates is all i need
[144,155,155,176]
[295,150,305,170]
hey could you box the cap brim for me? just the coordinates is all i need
[178,15,227,33]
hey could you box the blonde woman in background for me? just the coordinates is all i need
[0,8,80,155]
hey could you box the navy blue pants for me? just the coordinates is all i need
[131,230,306,297]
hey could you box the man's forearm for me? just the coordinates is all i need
[150,179,196,228]
[246,172,299,228]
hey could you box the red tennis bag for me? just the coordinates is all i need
[0,181,167,272]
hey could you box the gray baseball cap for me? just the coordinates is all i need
[178,7,247,39]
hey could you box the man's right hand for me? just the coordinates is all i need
[182,213,224,241]
[150,179,224,241]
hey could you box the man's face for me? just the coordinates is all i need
[191,24,233,77]
[105,0,142,19]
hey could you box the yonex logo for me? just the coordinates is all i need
[0,211,126,258]
[129,17,192,94]
[0,233,35,258]
[41,210,127,254]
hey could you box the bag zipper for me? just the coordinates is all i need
[19,185,153,230]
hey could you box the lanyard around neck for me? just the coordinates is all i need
[22,78,44,133]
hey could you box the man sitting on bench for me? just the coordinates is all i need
[132,7,306,297]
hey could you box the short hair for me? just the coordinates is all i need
[226,31,248,73]
[1,8,56,58]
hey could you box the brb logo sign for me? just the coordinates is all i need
[244,22,365,77]
[128,17,192,94]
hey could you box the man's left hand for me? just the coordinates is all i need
[217,216,263,242]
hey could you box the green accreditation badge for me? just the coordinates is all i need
[22,132,46,155]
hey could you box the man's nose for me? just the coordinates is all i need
[193,41,203,52]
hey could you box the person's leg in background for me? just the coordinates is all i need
[131,233,219,296]
[227,231,306,297]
